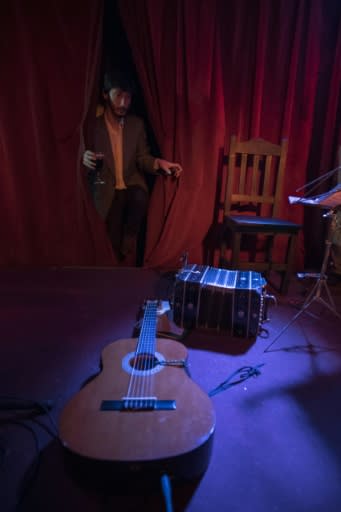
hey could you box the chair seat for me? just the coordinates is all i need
[225,215,301,233]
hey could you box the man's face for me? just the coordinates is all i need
[105,88,132,117]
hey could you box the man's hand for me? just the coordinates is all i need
[83,150,96,170]
[155,158,183,178]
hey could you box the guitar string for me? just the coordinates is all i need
[136,303,148,404]
[125,306,144,403]
[149,301,158,400]
[141,301,157,404]
[141,301,157,405]
[139,306,148,404]
[140,305,149,403]
[125,301,157,407]
[127,314,144,403]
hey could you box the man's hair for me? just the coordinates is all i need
[103,69,136,95]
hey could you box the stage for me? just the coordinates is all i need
[1,266,341,512]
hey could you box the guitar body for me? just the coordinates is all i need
[59,337,215,480]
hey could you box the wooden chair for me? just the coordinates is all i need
[219,135,302,294]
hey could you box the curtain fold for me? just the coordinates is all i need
[119,0,341,270]
[0,0,114,266]
[119,0,225,268]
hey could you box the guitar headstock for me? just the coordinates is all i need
[133,300,171,337]
[143,299,171,317]
[133,299,185,341]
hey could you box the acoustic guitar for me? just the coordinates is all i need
[59,300,215,479]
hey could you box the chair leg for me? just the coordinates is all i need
[266,235,274,267]
[280,233,297,294]
[280,272,290,295]
[231,233,242,268]
[261,234,274,282]
[220,240,226,263]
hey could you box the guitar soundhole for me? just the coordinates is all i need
[122,351,165,375]
[129,353,159,371]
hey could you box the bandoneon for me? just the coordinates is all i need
[172,264,267,338]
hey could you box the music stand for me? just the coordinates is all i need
[264,181,341,352]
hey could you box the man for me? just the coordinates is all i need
[83,70,182,262]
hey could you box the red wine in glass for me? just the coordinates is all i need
[94,152,105,184]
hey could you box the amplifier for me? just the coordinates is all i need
[172,264,268,338]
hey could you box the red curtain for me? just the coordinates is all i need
[0,0,340,270]
[218,0,323,267]
[119,0,341,270]
[119,0,226,269]
[0,0,114,266]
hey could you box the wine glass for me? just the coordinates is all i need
[94,152,105,185]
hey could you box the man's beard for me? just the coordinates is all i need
[114,107,128,117]
[107,102,128,118]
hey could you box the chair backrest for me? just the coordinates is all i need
[224,135,288,218]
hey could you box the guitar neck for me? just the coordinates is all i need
[136,300,158,355]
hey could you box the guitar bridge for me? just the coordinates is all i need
[157,359,187,368]
[101,397,176,411]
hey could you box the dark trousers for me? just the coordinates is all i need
[105,186,149,258]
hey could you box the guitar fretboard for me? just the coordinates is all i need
[136,300,158,357]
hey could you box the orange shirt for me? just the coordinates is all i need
[104,110,127,190]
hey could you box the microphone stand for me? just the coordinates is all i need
[265,208,341,352]
[265,166,341,352]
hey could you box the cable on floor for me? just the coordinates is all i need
[208,364,265,397]
[160,473,174,512]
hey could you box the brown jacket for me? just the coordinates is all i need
[92,114,157,219]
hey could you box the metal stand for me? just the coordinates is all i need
[265,209,341,352]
